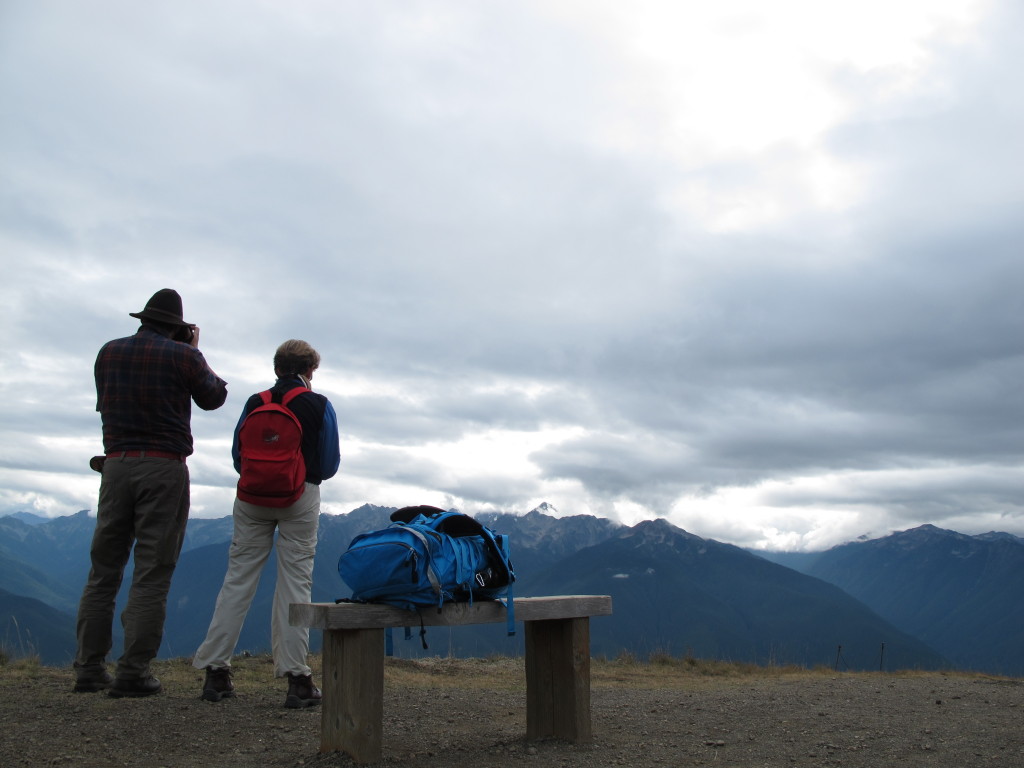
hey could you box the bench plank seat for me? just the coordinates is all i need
[290,595,612,763]
[292,594,612,630]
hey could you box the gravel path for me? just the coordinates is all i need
[2,661,1021,767]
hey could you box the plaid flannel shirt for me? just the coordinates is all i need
[95,326,228,456]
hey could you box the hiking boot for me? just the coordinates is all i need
[284,672,321,709]
[108,675,162,698]
[202,666,235,702]
[73,668,113,693]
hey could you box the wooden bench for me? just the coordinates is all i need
[290,595,613,763]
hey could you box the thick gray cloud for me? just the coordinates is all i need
[1,0,1021,550]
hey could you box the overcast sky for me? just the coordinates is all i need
[2,0,1021,551]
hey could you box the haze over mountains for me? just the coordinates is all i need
[2,505,1021,675]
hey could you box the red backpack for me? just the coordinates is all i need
[236,387,307,508]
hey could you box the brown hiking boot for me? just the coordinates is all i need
[202,666,235,702]
[284,672,321,709]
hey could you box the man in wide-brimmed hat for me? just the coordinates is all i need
[74,289,228,698]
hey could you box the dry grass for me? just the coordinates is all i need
[6,651,996,695]
[0,653,42,679]
[385,655,525,690]
[382,652,1002,694]
[379,652,908,692]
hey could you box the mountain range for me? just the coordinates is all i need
[2,505,1020,675]
[757,524,1024,674]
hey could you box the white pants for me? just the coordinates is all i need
[193,485,320,677]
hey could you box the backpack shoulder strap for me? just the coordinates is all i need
[280,387,308,407]
[255,387,306,408]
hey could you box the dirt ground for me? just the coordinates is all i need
[2,656,1022,767]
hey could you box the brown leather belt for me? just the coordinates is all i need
[106,450,185,462]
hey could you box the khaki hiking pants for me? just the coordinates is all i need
[192,484,320,677]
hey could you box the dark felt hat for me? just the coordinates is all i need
[129,288,189,326]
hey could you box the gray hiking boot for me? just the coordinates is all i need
[108,675,162,698]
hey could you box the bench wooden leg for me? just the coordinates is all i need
[321,628,385,763]
[524,617,592,743]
